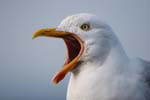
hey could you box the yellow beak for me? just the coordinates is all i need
[32,28,69,39]
[32,28,84,84]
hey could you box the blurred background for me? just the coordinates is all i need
[0,0,149,100]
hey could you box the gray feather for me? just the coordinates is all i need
[140,58,150,87]
[138,58,150,99]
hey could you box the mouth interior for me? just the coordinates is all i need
[64,35,81,65]
[52,34,84,84]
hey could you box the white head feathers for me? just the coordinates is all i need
[57,13,123,64]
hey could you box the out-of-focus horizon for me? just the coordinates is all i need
[0,0,149,100]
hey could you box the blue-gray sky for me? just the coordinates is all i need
[0,0,149,100]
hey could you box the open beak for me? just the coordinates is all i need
[32,28,84,84]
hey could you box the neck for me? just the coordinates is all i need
[67,39,130,100]
[102,41,129,70]
[95,33,130,69]
[72,38,129,75]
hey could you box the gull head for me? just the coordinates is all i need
[32,13,118,84]
[57,13,117,63]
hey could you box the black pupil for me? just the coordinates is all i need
[81,24,89,30]
[84,25,87,29]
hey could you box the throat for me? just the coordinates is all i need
[64,35,81,64]
[71,61,84,74]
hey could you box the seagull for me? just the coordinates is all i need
[32,13,150,100]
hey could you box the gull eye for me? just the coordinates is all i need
[80,24,90,31]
